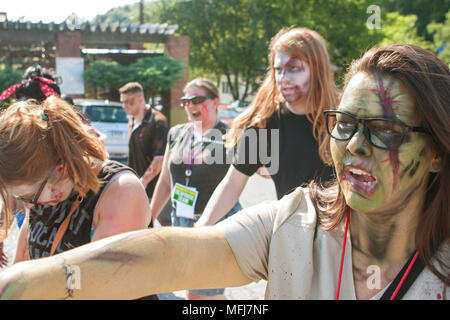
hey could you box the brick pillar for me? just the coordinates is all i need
[56,31,81,57]
[164,35,189,125]
[55,31,83,96]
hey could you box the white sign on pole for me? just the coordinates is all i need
[55,57,85,95]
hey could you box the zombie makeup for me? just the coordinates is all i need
[273,51,310,106]
[9,169,74,207]
[330,72,433,213]
[184,86,218,131]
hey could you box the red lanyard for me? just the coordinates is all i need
[335,208,420,300]
[336,208,350,300]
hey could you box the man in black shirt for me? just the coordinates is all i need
[119,82,169,206]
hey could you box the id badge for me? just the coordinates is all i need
[172,183,198,219]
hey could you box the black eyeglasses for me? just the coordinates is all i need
[14,175,49,207]
[324,110,427,151]
[180,96,213,108]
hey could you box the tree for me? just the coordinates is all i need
[427,10,450,61]
[155,0,275,102]
[0,67,23,93]
[376,0,450,39]
[379,12,435,51]
[83,56,185,102]
[127,55,186,100]
[83,60,128,98]
[0,67,23,108]
[155,0,384,92]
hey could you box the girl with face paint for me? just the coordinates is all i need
[0,47,447,301]
[311,44,449,299]
[195,27,339,227]
[149,78,242,300]
[0,97,153,297]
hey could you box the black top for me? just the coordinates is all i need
[28,160,134,259]
[233,103,333,199]
[168,121,230,214]
[128,107,168,198]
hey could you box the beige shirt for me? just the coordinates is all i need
[214,187,448,300]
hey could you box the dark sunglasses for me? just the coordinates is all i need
[14,175,49,207]
[180,96,213,108]
[324,110,427,151]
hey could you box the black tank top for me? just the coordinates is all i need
[28,160,134,259]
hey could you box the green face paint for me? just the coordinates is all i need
[330,72,433,213]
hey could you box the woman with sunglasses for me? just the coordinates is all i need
[195,27,339,227]
[149,77,242,300]
[0,96,158,298]
[1,44,448,301]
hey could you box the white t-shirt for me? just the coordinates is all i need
[214,187,448,300]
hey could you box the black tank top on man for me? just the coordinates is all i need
[233,103,334,199]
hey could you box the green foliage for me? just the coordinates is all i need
[0,67,23,108]
[83,56,185,98]
[91,4,135,25]
[91,1,154,25]
[379,12,435,51]
[0,67,23,93]
[91,0,446,95]
[155,0,384,91]
[276,0,384,81]
[427,10,450,62]
[127,56,186,97]
[156,0,274,101]
[375,0,450,39]
[83,60,127,92]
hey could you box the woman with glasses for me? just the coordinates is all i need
[195,27,339,227]
[1,44,448,300]
[0,96,157,298]
[149,77,241,300]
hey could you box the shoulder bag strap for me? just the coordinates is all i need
[380,251,425,300]
[49,196,82,256]
[49,164,102,256]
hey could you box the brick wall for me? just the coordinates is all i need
[164,35,189,114]
[56,32,81,57]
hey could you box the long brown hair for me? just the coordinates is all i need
[0,96,107,238]
[227,27,339,163]
[184,77,219,99]
[310,44,450,284]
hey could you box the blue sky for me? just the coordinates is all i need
[2,0,141,23]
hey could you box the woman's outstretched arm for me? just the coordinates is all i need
[0,227,252,299]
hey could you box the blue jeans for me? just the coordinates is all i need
[170,201,242,296]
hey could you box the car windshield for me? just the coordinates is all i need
[218,108,239,119]
[85,105,128,123]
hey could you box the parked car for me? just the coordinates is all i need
[218,105,240,126]
[74,99,129,163]
[229,100,250,113]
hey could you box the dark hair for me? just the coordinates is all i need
[310,44,450,285]
[14,65,61,102]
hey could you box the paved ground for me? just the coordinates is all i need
[1,174,277,300]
